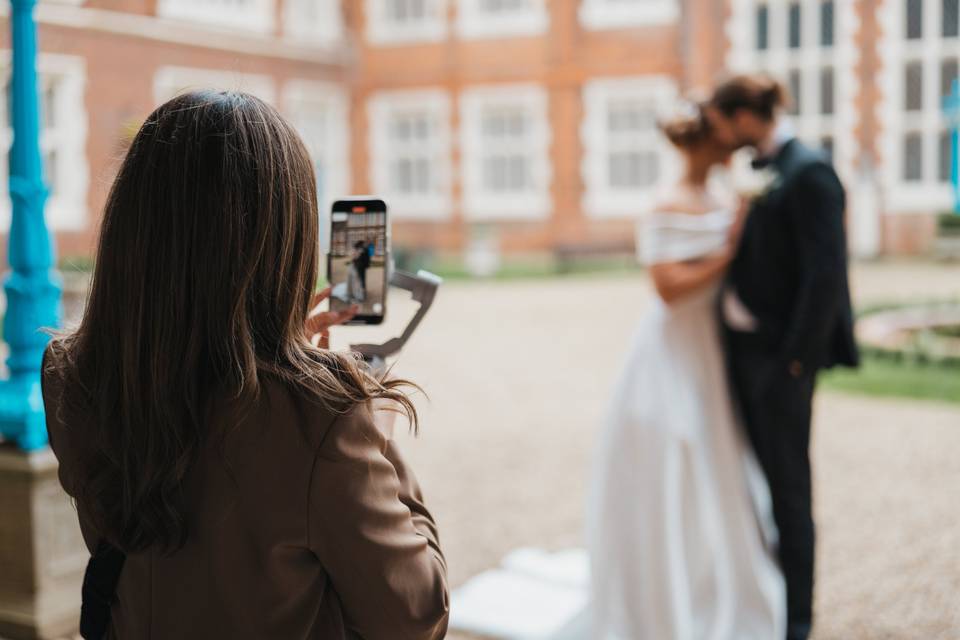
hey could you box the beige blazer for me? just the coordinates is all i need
[42,356,449,640]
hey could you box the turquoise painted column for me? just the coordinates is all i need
[946,80,960,214]
[0,0,62,451]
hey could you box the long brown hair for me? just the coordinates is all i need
[47,91,417,554]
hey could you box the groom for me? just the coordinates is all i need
[705,74,859,640]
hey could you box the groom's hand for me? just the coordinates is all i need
[788,360,804,378]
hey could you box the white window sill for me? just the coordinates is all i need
[156,1,275,34]
[462,192,551,220]
[578,2,678,30]
[388,194,452,220]
[456,11,549,39]
[367,23,447,46]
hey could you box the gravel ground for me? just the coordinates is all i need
[328,260,960,640]
[42,261,959,640]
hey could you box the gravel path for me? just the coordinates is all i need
[328,261,960,639]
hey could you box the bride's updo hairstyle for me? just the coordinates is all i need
[709,73,787,121]
[659,102,712,150]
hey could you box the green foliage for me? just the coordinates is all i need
[824,299,960,404]
[932,324,960,339]
[58,255,95,273]
[393,247,641,282]
[822,354,960,405]
[938,211,960,233]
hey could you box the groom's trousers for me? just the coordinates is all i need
[726,329,818,640]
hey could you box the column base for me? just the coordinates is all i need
[0,446,85,640]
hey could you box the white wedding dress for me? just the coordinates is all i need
[586,209,786,640]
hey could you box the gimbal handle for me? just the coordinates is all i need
[350,269,442,369]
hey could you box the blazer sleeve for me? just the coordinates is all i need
[780,162,848,371]
[307,402,449,640]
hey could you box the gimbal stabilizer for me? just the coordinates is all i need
[350,269,442,373]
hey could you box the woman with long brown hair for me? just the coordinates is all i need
[42,91,449,639]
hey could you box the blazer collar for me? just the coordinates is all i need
[770,138,802,173]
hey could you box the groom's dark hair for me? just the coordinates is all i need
[710,74,787,121]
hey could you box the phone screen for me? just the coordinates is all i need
[328,198,388,325]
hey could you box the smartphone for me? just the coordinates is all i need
[327,197,388,325]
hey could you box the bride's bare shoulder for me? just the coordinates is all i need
[651,194,697,215]
[650,183,700,214]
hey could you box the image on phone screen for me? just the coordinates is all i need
[328,199,388,324]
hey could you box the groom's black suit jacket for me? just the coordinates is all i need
[729,138,859,373]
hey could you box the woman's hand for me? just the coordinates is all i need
[306,287,359,349]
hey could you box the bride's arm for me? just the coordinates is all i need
[650,251,732,305]
[646,198,747,304]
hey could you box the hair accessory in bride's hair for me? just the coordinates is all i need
[659,98,711,150]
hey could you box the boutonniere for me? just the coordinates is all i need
[736,168,779,208]
[755,168,781,201]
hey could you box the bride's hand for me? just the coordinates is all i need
[306,286,359,349]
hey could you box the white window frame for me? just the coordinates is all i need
[283,81,351,227]
[367,89,452,220]
[0,52,88,232]
[578,0,678,30]
[460,83,551,221]
[284,0,344,46]
[156,0,275,34]
[456,0,548,39]
[877,0,956,213]
[365,0,449,45]
[153,66,276,106]
[581,75,679,218]
[727,0,857,184]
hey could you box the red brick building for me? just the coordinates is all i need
[0,0,955,261]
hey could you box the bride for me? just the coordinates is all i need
[586,104,786,639]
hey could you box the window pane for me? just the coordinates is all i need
[945,0,959,37]
[396,158,415,192]
[414,157,430,191]
[610,151,658,189]
[944,59,959,98]
[507,155,528,189]
[481,0,528,12]
[939,130,953,182]
[905,62,923,111]
[789,2,802,48]
[904,132,923,181]
[756,4,769,50]
[820,67,835,115]
[821,1,834,46]
[42,82,56,130]
[610,104,654,133]
[906,0,923,39]
[788,69,802,115]
[390,0,427,22]
[484,154,528,192]
[821,136,834,162]
[43,148,57,194]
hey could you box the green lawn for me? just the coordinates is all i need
[821,355,960,405]
[403,255,642,282]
